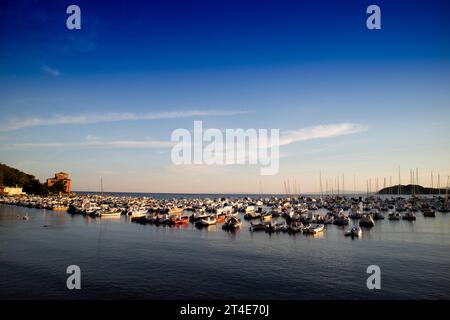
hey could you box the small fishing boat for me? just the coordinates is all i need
[127,207,148,217]
[149,213,161,224]
[168,215,190,225]
[131,215,149,224]
[265,222,285,233]
[348,206,363,219]
[304,224,324,234]
[345,225,362,237]
[158,213,171,224]
[195,216,217,227]
[288,221,304,233]
[322,215,334,225]
[249,222,268,231]
[270,208,282,218]
[168,207,185,214]
[388,212,401,221]
[402,210,417,221]
[85,207,99,217]
[216,213,227,223]
[359,214,375,228]
[244,211,262,220]
[222,216,242,230]
[260,212,273,222]
[190,211,209,222]
[422,208,436,217]
[371,209,385,220]
[333,215,349,226]
[99,208,121,217]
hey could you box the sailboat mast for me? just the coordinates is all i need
[431,171,434,191]
[446,176,449,210]
[319,171,323,199]
[438,174,441,195]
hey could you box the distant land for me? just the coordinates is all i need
[378,184,448,195]
[1,163,449,196]
[0,163,66,195]
[0,162,46,194]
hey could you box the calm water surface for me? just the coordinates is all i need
[1,203,449,300]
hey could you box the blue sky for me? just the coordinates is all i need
[1,0,450,193]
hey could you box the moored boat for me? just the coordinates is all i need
[265,222,285,233]
[388,212,401,221]
[304,224,324,234]
[244,211,262,220]
[422,208,436,217]
[195,216,217,227]
[345,225,362,237]
[359,214,375,228]
[260,212,273,222]
[333,215,349,226]
[289,221,304,233]
[222,216,242,230]
[168,215,190,225]
[249,222,268,231]
[348,205,363,219]
[99,208,121,217]
[402,210,417,221]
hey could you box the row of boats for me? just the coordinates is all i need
[1,193,447,238]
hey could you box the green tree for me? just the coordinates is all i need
[23,179,48,195]
[48,180,67,194]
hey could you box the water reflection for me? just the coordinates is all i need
[1,203,450,299]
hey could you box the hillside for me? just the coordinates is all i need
[378,184,448,195]
[0,163,47,195]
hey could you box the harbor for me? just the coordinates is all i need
[1,191,449,237]
[1,191,449,300]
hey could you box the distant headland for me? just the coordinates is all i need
[378,184,448,195]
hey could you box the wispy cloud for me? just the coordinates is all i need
[3,139,175,149]
[1,123,366,151]
[41,65,61,76]
[279,123,368,146]
[0,110,253,132]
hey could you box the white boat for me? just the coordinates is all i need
[195,216,217,226]
[345,226,362,237]
[128,207,148,217]
[304,224,324,234]
[190,210,209,222]
[99,208,121,217]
